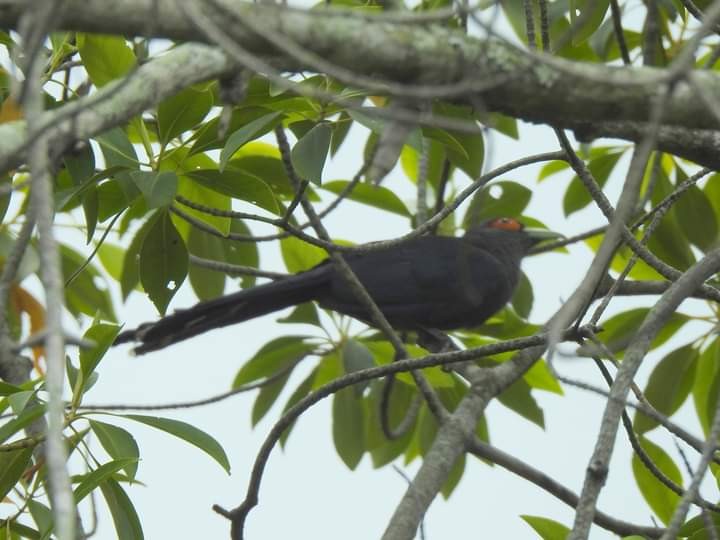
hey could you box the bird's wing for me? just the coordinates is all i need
[318,237,512,329]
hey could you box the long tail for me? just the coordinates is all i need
[114,266,330,354]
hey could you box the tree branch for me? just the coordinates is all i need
[570,249,720,539]
[2,2,720,132]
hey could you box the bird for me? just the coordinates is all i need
[114,217,559,354]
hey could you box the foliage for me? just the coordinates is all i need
[1,1,720,539]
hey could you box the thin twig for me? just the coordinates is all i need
[188,255,286,280]
[467,438,663,538]
[79,365,295,411]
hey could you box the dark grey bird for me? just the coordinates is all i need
[115,217,558,354]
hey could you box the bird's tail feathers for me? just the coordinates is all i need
[115,266,329,354]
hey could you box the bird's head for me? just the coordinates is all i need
[464,217,562,256]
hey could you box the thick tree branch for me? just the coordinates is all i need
[2,1,720,130]
[0,43,234,174]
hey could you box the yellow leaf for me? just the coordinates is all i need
[10,285,46,371]
[0,96,22,123]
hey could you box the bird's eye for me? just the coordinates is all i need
[488,217,524,232]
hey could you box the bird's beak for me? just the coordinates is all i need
[524,228,564,245]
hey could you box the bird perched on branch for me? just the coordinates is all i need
[115,217,559,354]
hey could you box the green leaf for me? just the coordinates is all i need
[320,180,411,217]
[538,160,570,181]
[97,242,125,282]
[190,107,275,156]
[463,181,532,228]
[0,174,12,226]
[129,171,178,209]
[63,139,96,186]
[290,123,332,185]
[27,500,52,538]
[185,168,278,215]
[365,341,455,389]
[511,271,534,319]
[90,420,140,481]
[444,129,484,180]
[480,112,518,139]
[430,103,484,180]
[95,128,141,210]
[569,0,611,44]
[96,128,140,173]
[0,447,33,501]
[421,126,467,159]
[551,12,600,61]
[7,391,37,415]
[139,210,188,314]
[187,227,226,301]
[0,518,41,539]
[634,344,698,434]
[703,173,720,224]
[646,169,696,271]
[100,479,144,540]
[632,436,682,524]
[399,139,447,188]
[500,0,539,47]
[673,169,718,250]
[63,146,97,240]
[123,414,230,474]
[219,111,283,171]
[225,141,319,200]
[366,381,416,467]
[96,180,129,222]
[82,187,99,243]
[120,213,159,299]
[174,172,232,235]
[497,378,544,428]
[251,368,294,427]
[524,360,563,395]
[706,374,720,439]
[330,112,353,156]
[280,370,316,447]
[79,323,121,383]
[74,458,139,503]
[342,339,376,374]
[0,380,22,396]
[280,235,327,273]
[76,34,136,87]
[277,302,321,327]
[694,338,720,435]
[521,515,571,540]
[60,244,116,321]
[0,405,44,443]
[564,151,623,216]
[679,513,720,538]
[332,387,365,469]
[579,308,689,358]
[342,339,375,396]
[313,351,343,389]
[225,219,260,289]
[233,336,315,387]
[157,85,213,145]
